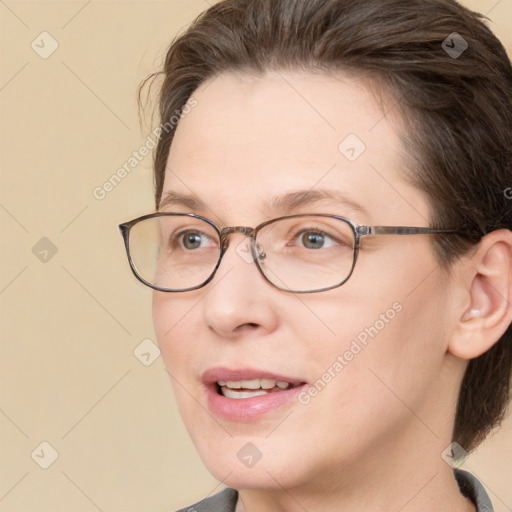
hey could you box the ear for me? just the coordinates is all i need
[449,229,512,360]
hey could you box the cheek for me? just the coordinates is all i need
[152,292,203,374]
[152,293,211,433]
[294,256,449,418]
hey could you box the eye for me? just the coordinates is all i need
[296,230,338,249]
[176,230,215,250]
[182,232,203,249]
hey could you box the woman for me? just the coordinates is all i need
[119,0,512,510]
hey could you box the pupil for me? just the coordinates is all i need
[183,233,201,249]
[303,232,324,249]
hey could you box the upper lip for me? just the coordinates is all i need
[202,367,307,385]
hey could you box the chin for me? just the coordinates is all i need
[206,459,299,490]
[192,435,308,490]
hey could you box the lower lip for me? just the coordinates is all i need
[205,383,307,421]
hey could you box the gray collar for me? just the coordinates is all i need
[455,469,494,512]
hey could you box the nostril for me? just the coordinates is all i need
[235,322,259,332]
[229,322,260,336]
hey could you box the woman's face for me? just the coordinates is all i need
[153,71,458,490]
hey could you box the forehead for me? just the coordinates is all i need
[163,70,430,226]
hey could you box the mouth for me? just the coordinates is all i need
[202,367,308,420]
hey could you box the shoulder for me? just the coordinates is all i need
[174,488,238,512]
[455,469,494,512]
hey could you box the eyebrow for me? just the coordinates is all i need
[159,189,369,219]
[159,191,204,211]
[266,189,369,218]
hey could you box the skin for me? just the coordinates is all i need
[152,70,512,512]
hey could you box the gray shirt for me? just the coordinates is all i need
[175,470,493,512]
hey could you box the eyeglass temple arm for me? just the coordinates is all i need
[356,226,460,236]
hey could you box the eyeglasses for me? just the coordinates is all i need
[118,212,461,294]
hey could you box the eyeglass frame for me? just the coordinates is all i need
[118,212,463,294]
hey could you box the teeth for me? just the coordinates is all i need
[222,388,269,399]
[236,379,262,389]
[261,378,276,389]
[216,378,293,392]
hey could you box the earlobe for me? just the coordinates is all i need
[449,229,512,360]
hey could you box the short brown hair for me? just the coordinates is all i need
[143,0,512,452]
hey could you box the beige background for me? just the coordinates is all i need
[0,1,511,511]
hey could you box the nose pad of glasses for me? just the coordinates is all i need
[234,237,263,264]
[252,241,266,261]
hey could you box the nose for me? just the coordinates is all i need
[201,235,280,339]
